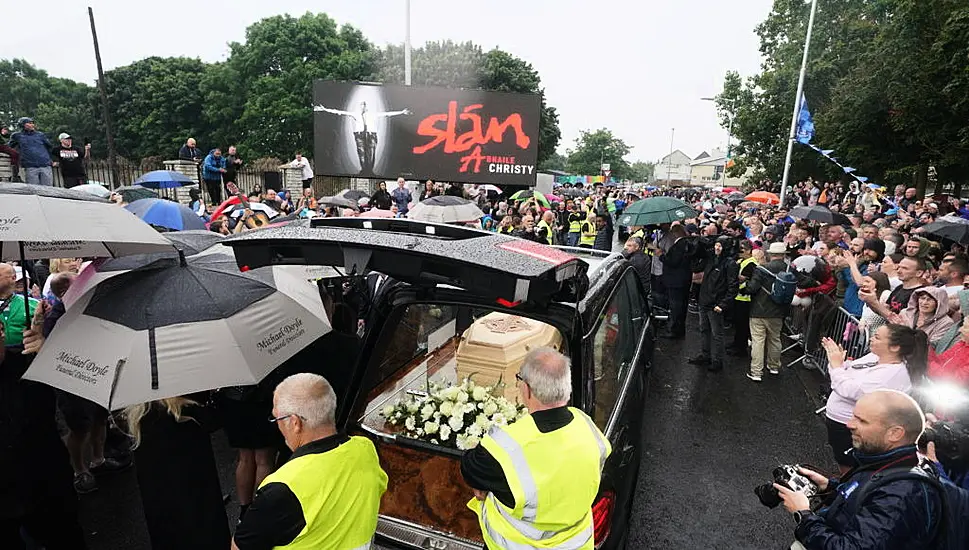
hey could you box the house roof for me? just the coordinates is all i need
[690,155,726,167]
[658,149,691,163]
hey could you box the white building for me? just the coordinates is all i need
[690,149,748,189]
[654,150,693,186]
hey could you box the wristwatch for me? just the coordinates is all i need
[793,510,811,525]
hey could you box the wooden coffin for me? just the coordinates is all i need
[455,312,562,401]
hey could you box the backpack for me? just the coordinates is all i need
[851,465,969,550]
[757,265,797,305]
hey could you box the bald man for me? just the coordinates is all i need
[777,391,944,550]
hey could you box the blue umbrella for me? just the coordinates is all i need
[133,170,196,189]
[126,198,206,231]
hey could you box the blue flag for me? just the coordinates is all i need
[843,166,856,174]
[795,93,815,144]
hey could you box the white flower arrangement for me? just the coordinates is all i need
[380,377,528,450]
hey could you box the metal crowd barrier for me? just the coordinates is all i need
[781,293,869,376]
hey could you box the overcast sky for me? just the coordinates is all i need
[1,0,773,162]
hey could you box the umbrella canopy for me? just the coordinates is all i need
[336,189,370,202]
[544,193,563,203]
[25,252,330,410]
[73,183,112,198]
[789,205,850,226]
[163,230,225,255]
[125,198,207,231]
[739,201,766,210]
[113,186,158,203]
[617,196,698,226]
[558,187,586,198]
[224,202,279,219]
[725,191,747,204]
[0,183,173,261]
[745,191,780,205]
[721,187,738,193]
[509,189,551,208]
[478,184,502,194]
[359,208,395,219]
[920,218,969,244]
[407,196,485,223]
[318,195,360,211]
[133,170,196,189]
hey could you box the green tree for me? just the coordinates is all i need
[538,151,567,172]
[100,57,209,160]
[565,129,632,178]
[204,13,377,159]
[628,160,655,182]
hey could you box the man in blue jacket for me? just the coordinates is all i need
[775,390,943,550]
[8,118,53,186]
[201,148,227,205]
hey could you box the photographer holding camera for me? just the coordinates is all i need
[773,390,945,549]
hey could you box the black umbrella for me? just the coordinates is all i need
[920,218,969,244]
[789,206,850,226]
[114,186,158,203]
[725,191,746,204]
[163,230,226,255]
[318,196,360,211]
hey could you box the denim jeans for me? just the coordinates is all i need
[24,166,53,186]
[567,232,579,247]
[698,306,725,364]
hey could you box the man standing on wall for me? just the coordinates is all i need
[51,134,91,188]
[8,118,54,186]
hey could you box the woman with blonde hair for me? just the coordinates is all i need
[125,395,229,549]
[42,258,81,302]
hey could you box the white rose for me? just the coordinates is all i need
[439,401,454,416]
[456,390,469,403]
[472,386,489,402]
[439,424,452,441]
[483,401,499,416]
[406,401,419,413]
[466,422,483,438]
[382,405,395,418]
[421,403,436,420]
[492,413,507,426]
[455,434,470,450]
[476,413,489,426]
[448,415,464,433]
[442,387,460,401]
[465,435,481,449]
[405,416,416,431]
[424,421,439,434]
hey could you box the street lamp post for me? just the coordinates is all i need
[702,96,733,184]
[404,0,412,85]
[666,128,675,186]
[780,0,820,205]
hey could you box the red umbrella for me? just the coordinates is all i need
[544,193,563,203]
[208,196,243,223]
[745,191,780,205]
[722,187,738,193]
[359,208,395,218]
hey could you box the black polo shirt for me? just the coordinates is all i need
[460,407,573,509]
[234,433,350,550]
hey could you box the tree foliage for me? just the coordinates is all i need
[628,160,655,183]
[565,128,632,178]
[720,0,969,194]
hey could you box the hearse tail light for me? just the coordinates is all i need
[239,265,251,272]
[496,298,522,308]
[592,490,615,548]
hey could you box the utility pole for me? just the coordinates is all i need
[666,127,675,186]
[404,0,412,85]
[88,7,120,189]
[780,0,819,205]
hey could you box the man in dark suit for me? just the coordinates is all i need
[655,225,695,339]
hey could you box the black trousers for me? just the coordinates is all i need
[667,286,688,336]
[0,492,87,550]
[204,179,223,205]
[732,299,752,349]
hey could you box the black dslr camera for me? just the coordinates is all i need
[754,465,819,509]
[921,420,969,467]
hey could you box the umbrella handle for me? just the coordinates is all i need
[18,242,32,328]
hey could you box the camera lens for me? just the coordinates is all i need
[754,483,782,509]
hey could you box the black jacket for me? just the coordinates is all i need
[660,237,695,289]
[746,258,791,319]
[371,189,392,210]
[697,254,738,310]
[795,446,942,550]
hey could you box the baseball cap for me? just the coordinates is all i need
[767,242,787,254]
[58,133,72,141]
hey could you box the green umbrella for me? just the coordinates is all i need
[114,185,159,203]
[509,189,551,208]
[618,197,698,226]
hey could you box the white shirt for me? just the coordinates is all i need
[290,157,314,180]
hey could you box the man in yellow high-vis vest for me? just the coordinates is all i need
[536,211,555,245]
[462,348,611,550]
[567,204,584,247]
[730,239,758,357]
[233,373,387,550]
[579,214,597,248]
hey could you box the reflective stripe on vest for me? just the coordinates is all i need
[471,408,609,550]
[735,256,758,302]
[537,220,554,245]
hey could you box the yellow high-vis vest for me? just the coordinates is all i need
[258,436,388,549]
[735,256,758,302]
[580,221,596,246]
[468,407,611,550]
[537,220,554,245]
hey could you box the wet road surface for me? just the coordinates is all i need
[78,315,833,550]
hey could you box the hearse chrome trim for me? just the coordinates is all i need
[604,316,651,439]
[375,515,482,550]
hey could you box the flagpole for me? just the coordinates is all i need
[779,0,819,206]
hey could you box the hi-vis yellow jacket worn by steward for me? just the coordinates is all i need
[468,407,612,550]
[735,256,758,302]
[537,219,554,245]
[258,435,388,550]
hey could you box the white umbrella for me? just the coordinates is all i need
[73,184,112,198]
[407,195,485,223]
[24,253,331,410]
[0,183,172,261]
[226,202,279,219]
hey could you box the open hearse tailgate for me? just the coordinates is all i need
[224,218,589,304]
